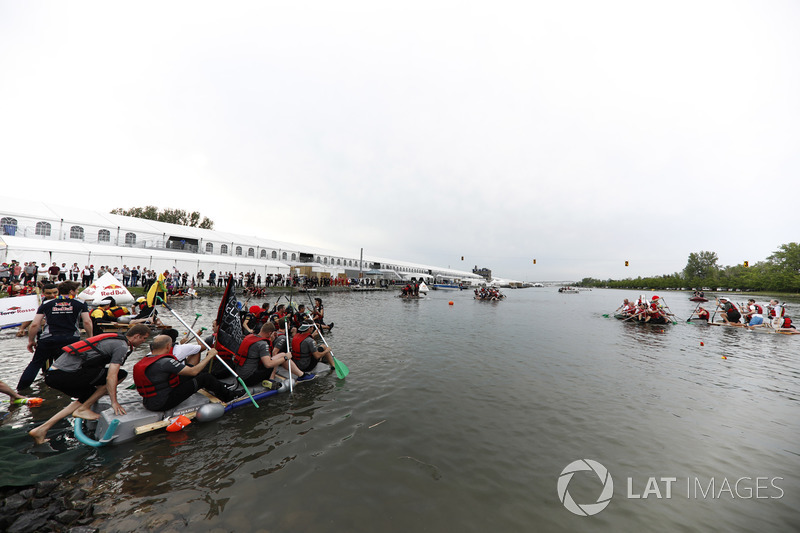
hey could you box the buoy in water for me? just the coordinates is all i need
[700,342,704,346]
[722,355,727,360]
[196,403,225,422]
[448,301,454,306]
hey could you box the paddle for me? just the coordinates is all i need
[305,293,349,378]
[156,297,259,408]
[284,318,293,394]
[686,302,701,323]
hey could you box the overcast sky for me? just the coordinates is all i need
[1,1,798,281]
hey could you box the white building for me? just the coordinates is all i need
[0,197,484,285]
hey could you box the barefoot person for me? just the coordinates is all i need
[1,380,29,402]
[29,324,150,444]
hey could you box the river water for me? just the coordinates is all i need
[1,288,798,532]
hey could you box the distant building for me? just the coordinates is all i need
[0,197,486,285]
[473,265,492,280]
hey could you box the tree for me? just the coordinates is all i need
[111,206,215,229]
[767,242,800,273]
[683,251,719,281]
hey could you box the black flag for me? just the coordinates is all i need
[215,275,244,356]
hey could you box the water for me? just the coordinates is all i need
[1,289,798,532]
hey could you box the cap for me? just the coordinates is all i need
[136,296,146,303]
[297,322,313,332]
[719,296,729,301]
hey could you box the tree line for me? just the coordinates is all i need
[110,206,214,229]
[579,243,800,293]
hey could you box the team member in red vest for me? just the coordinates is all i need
[29,324,151,445]
[134,335,239,412]
[233,323,304,386]
[716,296,742,324]
[291,321,335,375]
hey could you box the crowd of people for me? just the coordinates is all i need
[474,287,505,300]
[0,276,338,444]
[690,297,795,331]
[615,295,674,324]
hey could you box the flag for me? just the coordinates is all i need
[146,274,167,307]
[215,274,244,356]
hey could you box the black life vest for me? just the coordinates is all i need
[133,352,180,398]
[235,334,269,367]
[62,333,130,367]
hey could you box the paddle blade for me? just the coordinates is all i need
[333,357,349,379]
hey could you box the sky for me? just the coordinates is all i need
[1,1,798,282]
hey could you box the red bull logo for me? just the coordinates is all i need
[106,284,122,289]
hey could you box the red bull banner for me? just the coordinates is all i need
[0,295,39,327]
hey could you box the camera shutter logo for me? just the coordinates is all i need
[557,459,614,516]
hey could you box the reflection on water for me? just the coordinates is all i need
[1,289,799,532]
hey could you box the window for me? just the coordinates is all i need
[1,217,17,235]
[282,252,287,260]
[291,253,296,260]
[206,242,214,253]
[272,251,277,259]
[260,250,266,258]
[235,246,242,256]
[35,221,51,236]
[248,248,254,257]
[221,244,228,255]
[125,232,136,245]
[98,229,110,242]
[324,257,328,265]
[337,259,341,265]
[70,226,84,240]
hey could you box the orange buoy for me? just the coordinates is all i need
[722,355,727,360]
[448,301,454,306]
[700,342,704,346]
[166,415,192,432]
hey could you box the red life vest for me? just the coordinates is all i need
[782,317,793,329]
[769,307,785,318]
[110,306,128,318]
[751,304,764,314]
[235,334,269,367]
[291,329,314,358]
[133,352,181,398]
[62,333,130,367]
[212,334,235,363]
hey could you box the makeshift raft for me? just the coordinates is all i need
[73,363,333,447]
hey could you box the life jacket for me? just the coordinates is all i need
[62,333,130,367]
[212,335,235,363]
[291,329,314,357]
[782,317,793,329]
[769,306,785,318]
[133,352,180,398]
[751,304,764,314]
[698,309,710,319]
[235,334,269,367]
[110,306,129,318]
[91,308,117,321]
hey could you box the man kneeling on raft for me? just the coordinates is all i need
[29,324,151,445]
[133,334,240,412]
[292,321,335,374]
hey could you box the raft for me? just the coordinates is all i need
[613,313,672,325]
[75,362,333,446]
